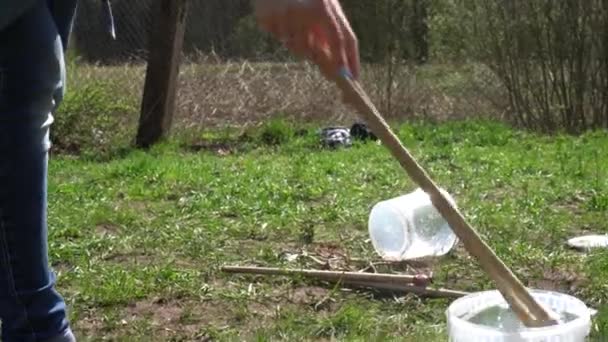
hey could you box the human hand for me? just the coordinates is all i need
[254,0,360,80]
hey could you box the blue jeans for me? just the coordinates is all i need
[0,1,77,341]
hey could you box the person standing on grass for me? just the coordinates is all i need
[0,0,359,341]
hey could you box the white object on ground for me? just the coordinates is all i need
[567,235,608,251]
[368,188,458,261]
[447,289,592,342]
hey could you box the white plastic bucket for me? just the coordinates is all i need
[368,188,458,261]
[447,289,592,342]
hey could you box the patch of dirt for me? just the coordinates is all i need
[245,301,305,321]
[125,298,184,325]
[74,273,418,339]
[186,141,236,156]
[74,315,105,339]
[266,285,337,313]
[122,298,237,338]
[529,268,588,293]
[223,239,284,259]
[70,298,211,339]
[477,188,512,203]
[555,193,588,216]
[103,252,155,265]
[290,286,330,305]
[438,245,485,291]
[313,242,349,259]
[440,269,483,293]
[95,223,120,237]
[124,200,149,212]
[306,242,352,270]
[184,134,252,156]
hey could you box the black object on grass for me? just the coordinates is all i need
[320,127,352,149]
[351,122,378,141]
[320,123,377,149]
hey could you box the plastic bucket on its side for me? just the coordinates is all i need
[447,289,592,342]
[368,188,458,261]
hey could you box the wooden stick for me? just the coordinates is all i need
[334,69,557,327]
[345,281,469,299]
[221,266,431,286]
[221,266,463,299]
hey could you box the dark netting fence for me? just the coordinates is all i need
[62,0,499,135]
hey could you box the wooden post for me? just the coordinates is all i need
[136,0,189,148]
[411,0,429,64]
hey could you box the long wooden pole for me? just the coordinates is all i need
[334,69,557,327]
[222,266,467,299]
[347,281,469,299]
[136,0,189,148]
[222,266,431,286]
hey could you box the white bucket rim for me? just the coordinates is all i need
[446,289,592,338]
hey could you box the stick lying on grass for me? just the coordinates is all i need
[347,281,468,299]
[222,266,432,287]
[334,68,558,327]
[221,266,466,299]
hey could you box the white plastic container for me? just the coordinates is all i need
[368,188,458,261]
[447,289,592,342]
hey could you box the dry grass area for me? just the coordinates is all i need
[177,59,506,129]
[64,57,506,132]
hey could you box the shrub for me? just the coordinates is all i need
[52,79,137,155]
[467,0,608,132]
[257,118,295,146]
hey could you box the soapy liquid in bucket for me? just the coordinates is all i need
[467,305,579,332]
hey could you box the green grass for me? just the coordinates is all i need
[48,120,608,340]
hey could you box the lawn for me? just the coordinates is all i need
[48,119,608,341]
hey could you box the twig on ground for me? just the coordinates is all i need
[222,265,433,287]
[344,281,469,299]
[222,265,465,299]
[358,261,377,273]
[303,253,329,268]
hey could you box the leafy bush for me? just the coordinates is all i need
[257,118,296,146]
[52,79,137,155]
[428,0,472,61]
[466,0,608,132]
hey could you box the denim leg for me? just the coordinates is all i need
[0,2,74,341]
[47,0,79,52]
[0,1,40,32]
